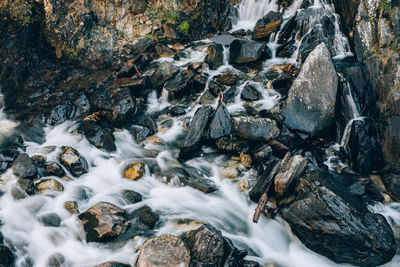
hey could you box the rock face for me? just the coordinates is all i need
[136,234,190,267]
[182,224,234,267]
[281,172,396,266]
[12,153,37,179]
[253,11,282,40]
[241,84,261,101]
[179,106,214,159]
[78,202,129,242]
[229,40,265,64]
[0,0,234,68]
[58,146,89,177]
[332,0,400,168]
[231,117,280,141]
[282,43,338,137]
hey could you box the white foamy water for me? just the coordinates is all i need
[0,120,348,267]
[0,94,18,137]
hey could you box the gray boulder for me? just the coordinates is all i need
[282,43,338,137]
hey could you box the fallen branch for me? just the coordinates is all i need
[134,64,142,77]
[219,89,224,104]
[253,152,291,223]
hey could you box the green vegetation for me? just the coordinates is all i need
[178,20,190,35]
[379,0,390,12]
[118,30,125,38]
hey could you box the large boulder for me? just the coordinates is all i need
[274,155,307,197]
[229,40,265,64]
[179,106,214,159]
[282,43,338,137]
[58,146,89,177]
[231,117,280,142]
[281,172,396,266]
[78,202,129,242]
[136,234,190,267]
[252,11,282,40]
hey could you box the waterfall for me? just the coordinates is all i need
[0,94,18,137]
[232,0,279,31]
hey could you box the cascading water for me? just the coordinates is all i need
[0,0,399,266]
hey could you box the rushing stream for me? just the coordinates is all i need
[1,0,400,266]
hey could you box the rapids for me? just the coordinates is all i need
[0,0,399,266]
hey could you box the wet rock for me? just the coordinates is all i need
[12,153,37,179]
[205,43,224,70]
[149,61,179,88]
[172,219,204,233]
[38,213,61,227]
[182,224,234,267]
[271,74,294,98]
[81,112,116,151]
[34,179,64,194]
[122,190,143,204]
[215,72,238,86]
[59,146,89,177]
[199,90,217,105]
[44,102,78,126]
[47,252,66,267]
[347,119,381,174]
[383,116,400,168]
[64,201,79,214]
[45,162,65,177]
[251,144,273,164]
[78,202,129,242]
[0,245,15,266]
[179,106,214,159]
[184,176,218,194]
[0,154,8,175]
[253,11,282,40]
[155,44,174,58]
[94,261,131,267]
[281,173,397,266]
[209,104,231,139]
[17,178,35,195]
[136,234,190,267]
[128,206,159,229]
[31,155,47,167]
[238,179,250,192]
[274,155,307,197]
[168,105,187,117]
[231,117,280,142]
[249,157,281,202]
[128,125,150,142]
[164,70,194,97]
[215,136,249,154]
[276,39,297,58]
[210,35,239,46]
[122,162,145,181]
[382,173,400,202]
[220,166,240,179]
[241,84,262,101]
[282,43,338,137]
[229,40,265,64]
[223,86,239,104]
[240,152,252,168]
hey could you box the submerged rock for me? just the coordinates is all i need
[281,172,396,266]
[78,202,129,242]
[231,117,280,141]
[12,153,37,179]
[122,162,145,181]
[58,146,89,177]
[136,234,190,267]
[129,206,159,229]
[45,162,65,177]
[229,40,265,64]
[282,43,338,137]
[179,106,214,159]
[253,11,282,40]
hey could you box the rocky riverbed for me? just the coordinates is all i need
[0,0,399,266]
